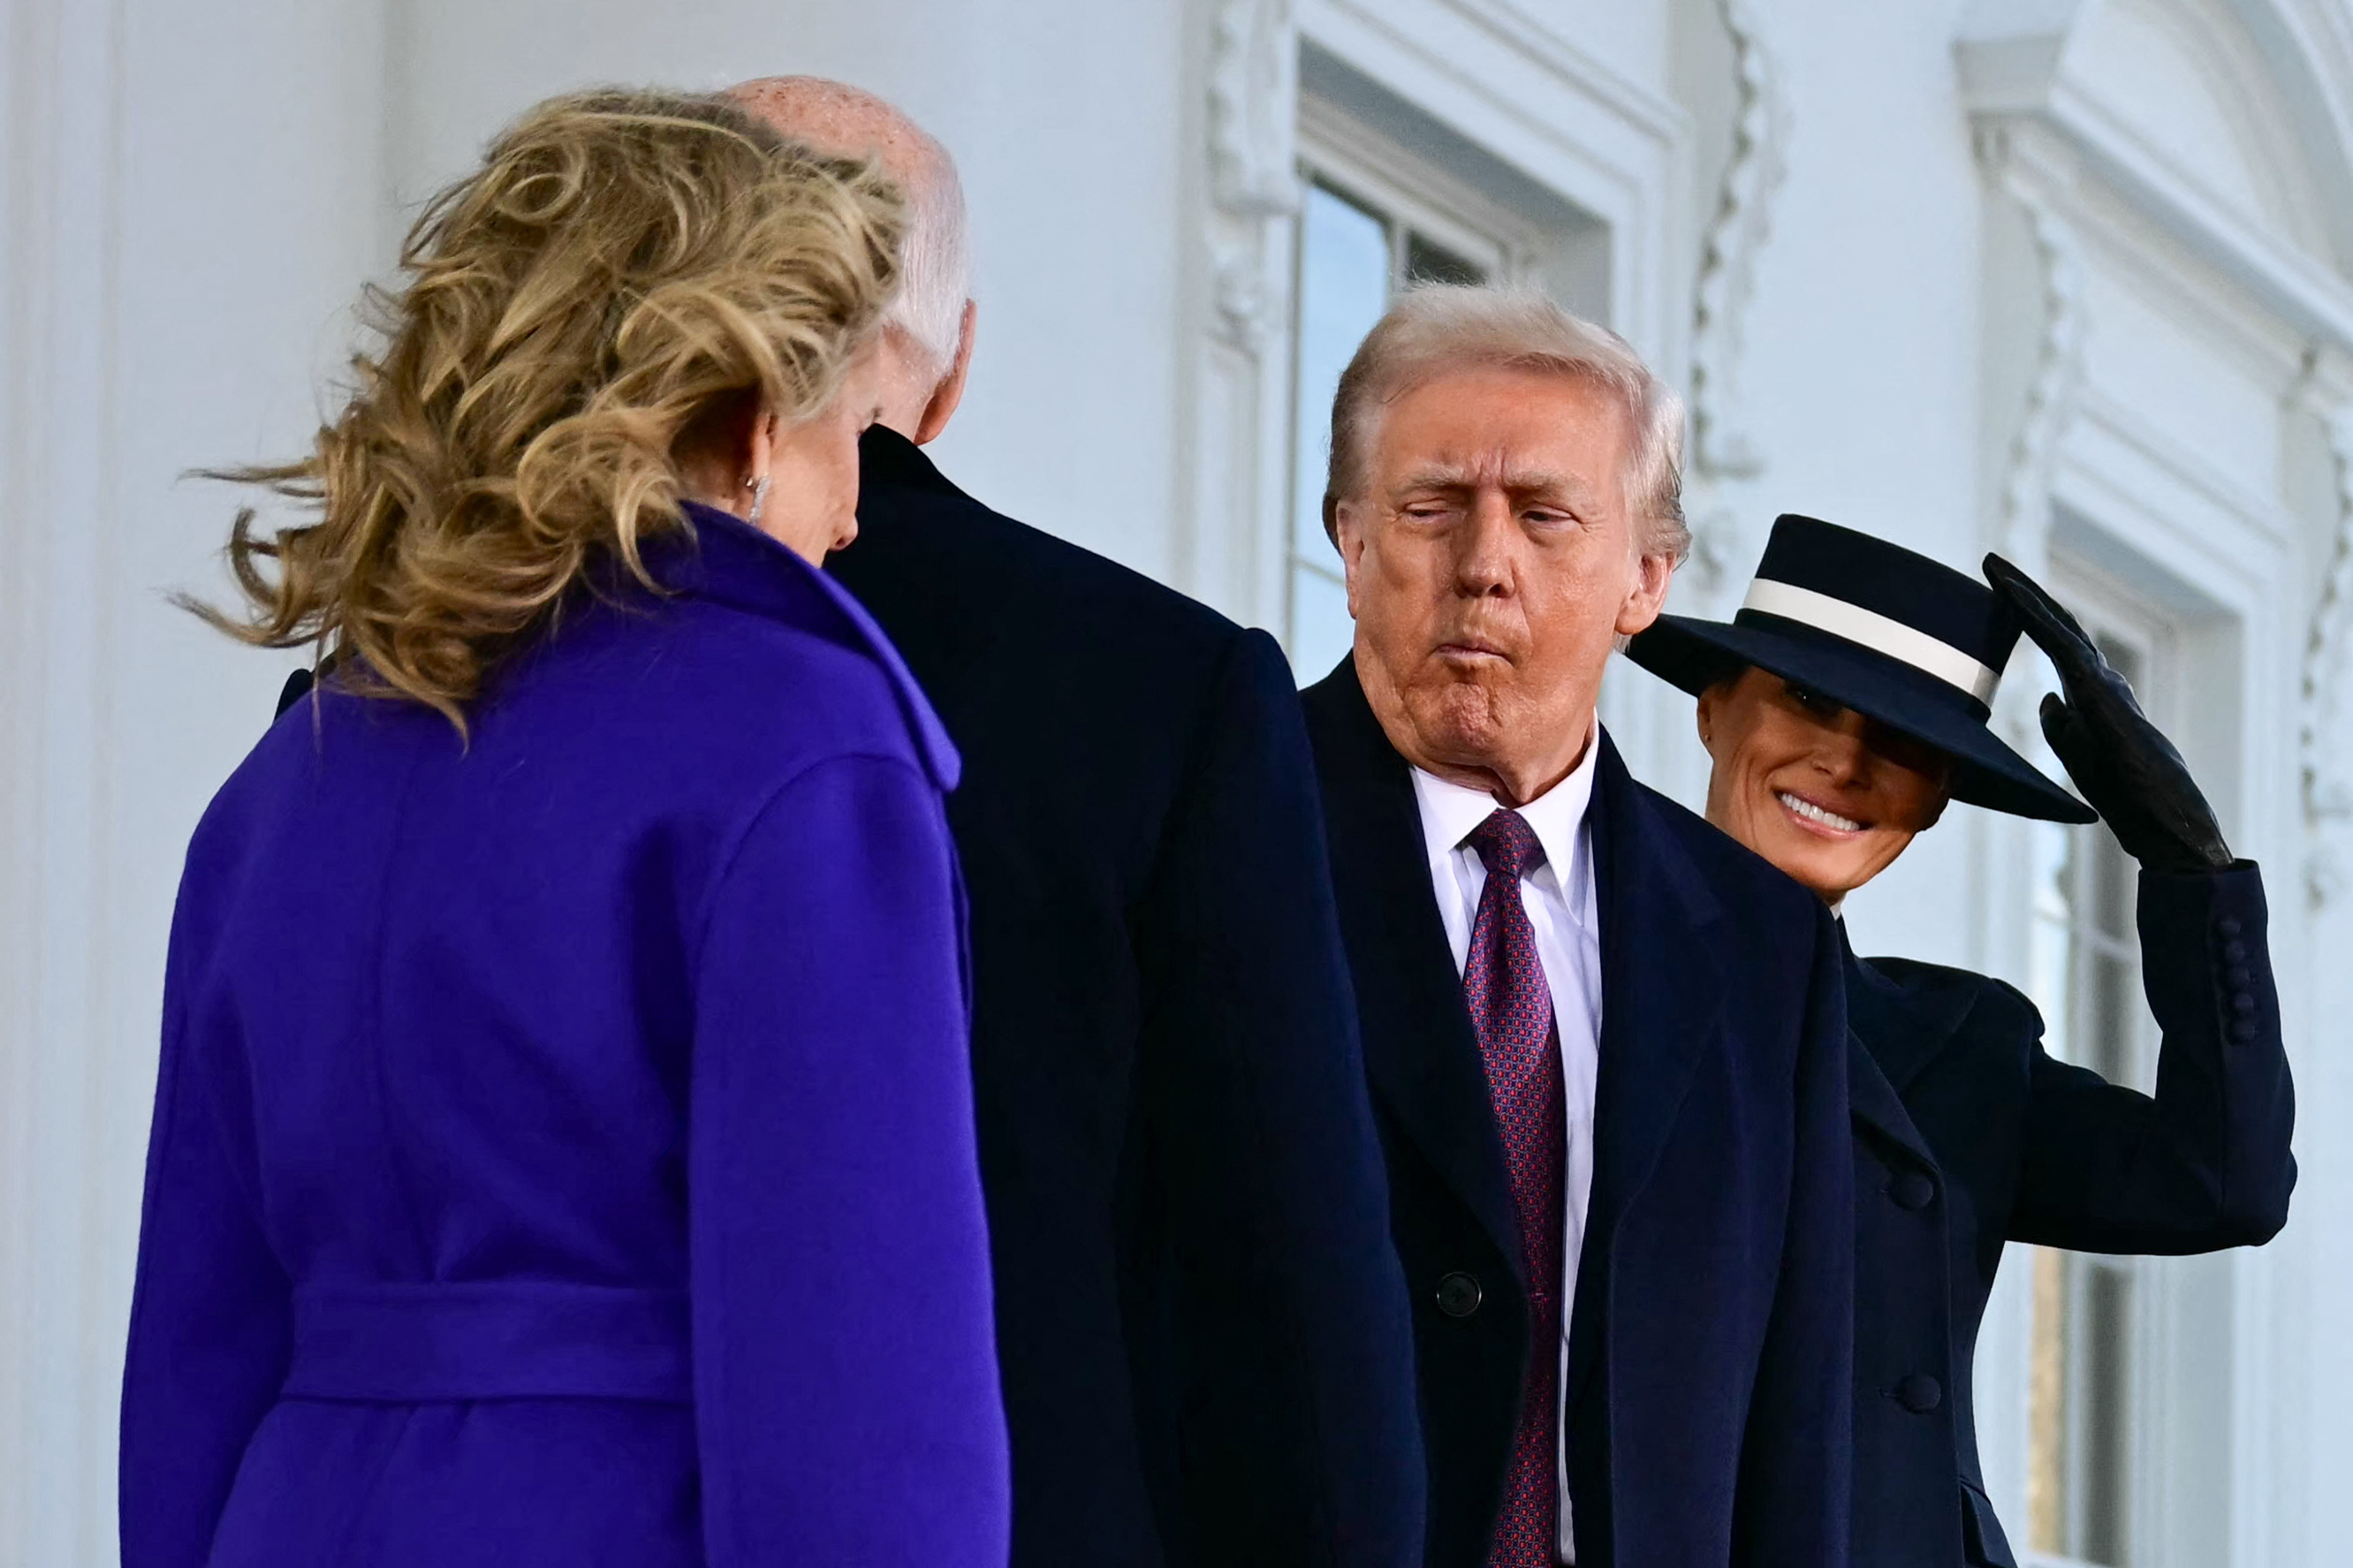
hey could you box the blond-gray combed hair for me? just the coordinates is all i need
[185,87,906,732]
[1322,284,1689,563]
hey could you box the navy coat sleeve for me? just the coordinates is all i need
[120,892,294,1568]
[2009,862,2296,1254]
[688,753,1011,1567]
[1129,630,1425,1567]
[1734,899,1855,1568]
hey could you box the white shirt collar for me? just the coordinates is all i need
[1408,716,1601,905]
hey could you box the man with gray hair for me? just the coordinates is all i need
[729,78,1425,1568]
[1302,284,1852,1568]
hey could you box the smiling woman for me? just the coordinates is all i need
[1622,514,2295,1568]
[1695,668,1954,901]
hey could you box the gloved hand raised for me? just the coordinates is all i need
[1984,554,2235,874]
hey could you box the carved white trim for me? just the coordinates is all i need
[1689,0,1787,483]
[1207,0,1301,352]
[2296,353,2353,903]
[1978,124,2090,570]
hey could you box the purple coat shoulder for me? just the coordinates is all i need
[120,504,1009,1568]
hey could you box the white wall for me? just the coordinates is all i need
[3,0,391,1561]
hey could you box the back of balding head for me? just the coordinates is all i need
[729,76,970,373]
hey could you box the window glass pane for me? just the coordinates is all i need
[2091,951,2136,1087]
[1293,183,1393,565]
[1289,564,1355,689]
[2082,1264,2133,1564]
[1405,229,1487,286]
[2028,1246,2068,1554]
[2029,818,2075,1067]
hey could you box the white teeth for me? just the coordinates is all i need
[1778,792,1863,832]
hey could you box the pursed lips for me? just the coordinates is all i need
[1435,637,1512,663]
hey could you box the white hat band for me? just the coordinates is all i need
[1741,579,2001,705]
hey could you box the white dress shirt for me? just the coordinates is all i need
[1408,726,1601,1566]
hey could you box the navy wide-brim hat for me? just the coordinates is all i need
[1627,515,2096,823]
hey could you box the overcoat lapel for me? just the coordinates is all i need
[1564,740,1725,1413]
[1312,663,1525,1282]
[1845,950,1975,1096]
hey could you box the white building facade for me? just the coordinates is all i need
[7,0,2353,1563]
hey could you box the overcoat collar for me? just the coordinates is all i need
[656,501,960,790]
[859,423,968,499]
[1843,943,1977,1095]
[1311,659,1731,1405]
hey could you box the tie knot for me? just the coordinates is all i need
[1465,808,1545,881]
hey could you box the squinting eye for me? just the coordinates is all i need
[1786,683,1841,717]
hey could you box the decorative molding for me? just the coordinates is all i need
[1689,0,1788,483]
[1207,0,1302,352]
[1978,124,2090,570]
[2296,350,2353,904]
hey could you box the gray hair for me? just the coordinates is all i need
[727,76,972,375]
[1323,284,1689,563]
[884,132,970,374]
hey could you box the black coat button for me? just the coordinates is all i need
[2218,917,2243,938]
[2232,1019,2259,1042]
[1436,1272,1484,1318]
[1894,1374,1943,1413]
[2224,939,2249,964]
[1892,1172,1937,1211]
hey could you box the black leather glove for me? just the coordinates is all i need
[1984,554,2234,873]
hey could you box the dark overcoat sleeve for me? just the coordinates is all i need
[688,753,1011,1567]
[119,874,295,1568]
[1735,899,1854,1568]
[1128,629,1425,1568]
[2009,862,2296,1253]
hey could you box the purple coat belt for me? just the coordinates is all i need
[119,504,1011,1568]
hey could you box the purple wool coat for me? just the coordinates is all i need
[119,503,1011,1568]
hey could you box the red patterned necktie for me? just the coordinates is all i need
[1462,809,1566,1568]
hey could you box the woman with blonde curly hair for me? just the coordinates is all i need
[118,88,1009,1568]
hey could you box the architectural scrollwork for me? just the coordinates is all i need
[1207,0,1300,351]
[2297,357,2353,905]
[1977,125,2089,571]
[1689,0,1788,483]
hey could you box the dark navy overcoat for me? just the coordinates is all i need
[1847,863,2295,1566]
[120,504,1011,1567]
[1302,657,1854,1568]
[829,430,1423,1568]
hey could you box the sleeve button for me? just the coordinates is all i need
[2231,1019,2259,1042]
[2227,966,2252,987]
[2218,917,2243,938]
[2224,940,2249,964]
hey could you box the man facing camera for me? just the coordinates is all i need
[1302,285,1852,1568]
[728,78,1423,1568]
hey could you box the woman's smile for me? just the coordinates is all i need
[1696,668,1952,902]
[1774,788,1867,837]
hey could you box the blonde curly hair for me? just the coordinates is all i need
[189,87,905,731]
